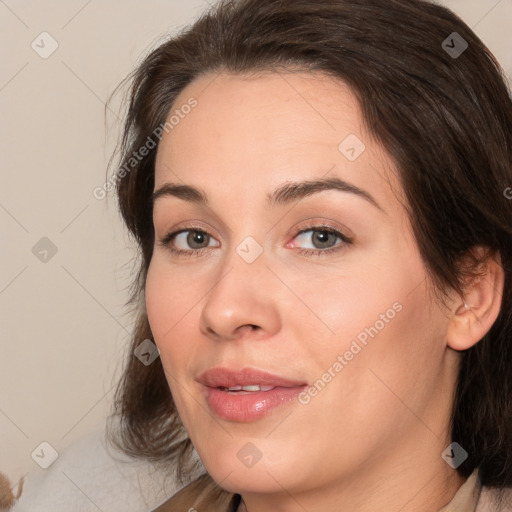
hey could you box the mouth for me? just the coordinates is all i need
[198,367,306,388]
[218,384,278,393]
[197,367,308,422]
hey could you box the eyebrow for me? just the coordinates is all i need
[152,177,384,213]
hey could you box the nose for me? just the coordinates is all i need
[199,252,281,342]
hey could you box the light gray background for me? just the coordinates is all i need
[1,0,511,487]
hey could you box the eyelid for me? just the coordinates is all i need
[159,226,220,249]
[173,230,220,249]
[157,221,353,257]
[158,220,220,244]
[289,220,354,244]
[285,224,353,256]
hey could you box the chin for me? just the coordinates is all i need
[209,464,291,495]
[196,442,307,495]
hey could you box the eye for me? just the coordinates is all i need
[174,230,215,250]
[294,229,339,249]
[289,225,353,256]
[159,228,220,256]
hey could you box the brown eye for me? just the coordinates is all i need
[186,230,210,248]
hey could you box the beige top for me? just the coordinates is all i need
[153,468,512,512]
[439,469,481,512]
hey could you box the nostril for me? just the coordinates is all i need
[239,324,260,334]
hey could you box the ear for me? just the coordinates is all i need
[446,247,505,351]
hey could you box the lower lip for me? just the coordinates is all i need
[203,385,306,422]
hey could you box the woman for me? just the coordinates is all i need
[108,0,512,510]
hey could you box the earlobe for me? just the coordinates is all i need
[446,249,505,352]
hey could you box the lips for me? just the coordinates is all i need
[197,367,307,422]
[198,367,306,389]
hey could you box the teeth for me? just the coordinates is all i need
[226,385,275,392]
[242,385,262,392]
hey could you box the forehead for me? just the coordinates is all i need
[156,71,362,165]
[154,70,402,212]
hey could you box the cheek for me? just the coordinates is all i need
[293,240,440,406]
[324,276,445,435]
[145,261,198,374]
[279,257,413,361]
[145,264,172,339]
[145,258,199,339]
[145,262,203,419]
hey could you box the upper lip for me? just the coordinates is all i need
[197,367,307,388]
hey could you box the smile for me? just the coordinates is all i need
[197,367,308,422]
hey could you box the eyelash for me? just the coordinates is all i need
[158,223,353,259]
[293,225,353,257]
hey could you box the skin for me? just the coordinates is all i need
[145,71,504,512]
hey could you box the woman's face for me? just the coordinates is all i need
[146,71,459,503]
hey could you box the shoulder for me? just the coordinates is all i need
[476,485,512,512]
[152,473,239,512]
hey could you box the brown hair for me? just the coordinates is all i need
[108,0,512,487]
